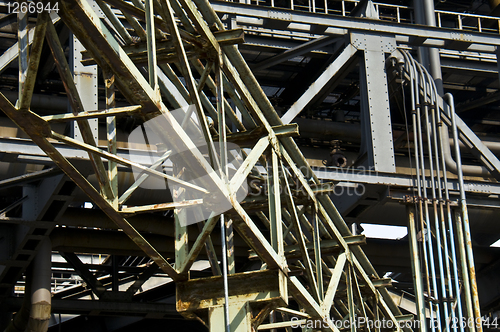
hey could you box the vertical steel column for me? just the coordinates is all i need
[497,48,500,86]
[105,71,118,208]
[217,54,231,332]
[70,36,98,142]
[145,0,158,92]
[268,149,283,265]
[347,259,356,332]
[420,0,444,95]
[174,184,188,276]
[17,8,28,104]
[412,0,429,68]
[312,203,323,301]
[220,214,231,332]
[359,49,396,173]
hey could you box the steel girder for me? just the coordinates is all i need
[0,0,409,330]
[210,1,500,53]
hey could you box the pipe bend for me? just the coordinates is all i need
[442,93,490,177]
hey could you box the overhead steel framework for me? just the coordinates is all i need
[0,0,499,331]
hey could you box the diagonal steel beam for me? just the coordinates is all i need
[125,263,159,296]
[42,105,143,122]
[282,163,320,302]
[322,252,347,315]
[50,131,207,194]
[251,35,339,71]
[280,43,358,125]
[51,0,290,273]
[156,0,220,169]
[19,13,48,110]
[60,252,106,298]
[179,213,219,274]
[118,150,172,205]
[441,101,500,180]
[104,0,202,47]
[229,137,269,194]
[0,93,180,282]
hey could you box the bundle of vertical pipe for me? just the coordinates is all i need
[397,50,482,332]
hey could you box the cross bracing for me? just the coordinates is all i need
[0,0,499,331]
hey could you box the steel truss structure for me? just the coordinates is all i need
[0,0,499,331]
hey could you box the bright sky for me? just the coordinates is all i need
[360,223,408,240]
[490,239,500,248]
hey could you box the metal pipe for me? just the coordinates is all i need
[426,69,456,332]
[422,64,450,330]
[447,92,475,330]
[421,64,446,324]
[439,123,490,177]
[412,0,430,68]
[220,214,231,332]
[4,271,32,332]
[449,93,483,332]
[415,59,442,330]
[403,50,434,330]
[438,95,466,332]
[453,209,476,332]
[407,52,435,329]
[405,52,465,331]
[25,238,52,332]
[403,53,435,331]
[294,118,361,143]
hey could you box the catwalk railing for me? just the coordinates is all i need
[224,0,500,34]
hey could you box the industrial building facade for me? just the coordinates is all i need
[0,0,499,331]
